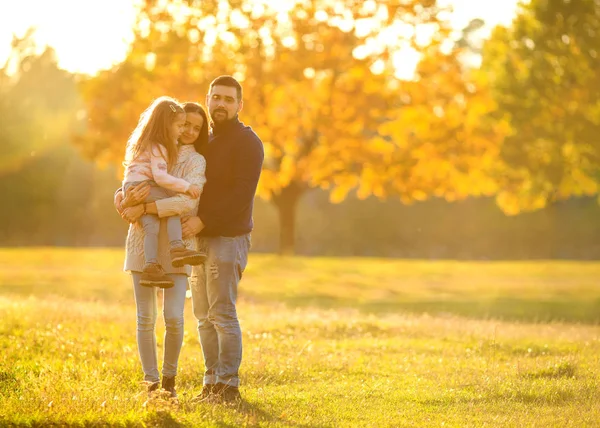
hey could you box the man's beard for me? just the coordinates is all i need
[211,108,230,123]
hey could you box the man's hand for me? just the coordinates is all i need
[122,205,144,223]
[186,184,201,199]
[122,182,151,209]
[181,216,204,238]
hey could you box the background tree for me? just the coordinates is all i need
[76,0,501,254]
[482,0,600,214]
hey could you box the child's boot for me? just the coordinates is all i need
[171,245,206,267]
[140,262,174,288]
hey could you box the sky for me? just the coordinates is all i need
[0,0,521,76]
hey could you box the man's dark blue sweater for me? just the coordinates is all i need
[198,117,264,237]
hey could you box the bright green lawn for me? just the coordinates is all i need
[0,248,599,427]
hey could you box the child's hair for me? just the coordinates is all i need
[124,96,185,171]
[182,102,209,154]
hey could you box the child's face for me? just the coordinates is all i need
[170,113,186,143]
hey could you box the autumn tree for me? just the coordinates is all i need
[77,0,499,254]
[482,0,600,214]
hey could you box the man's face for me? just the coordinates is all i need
[206,85,242,124]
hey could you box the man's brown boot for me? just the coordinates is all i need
[192,384,217,403]
[219,383,242,405]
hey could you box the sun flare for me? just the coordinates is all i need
[1,0,519,76]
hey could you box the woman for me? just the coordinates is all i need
[116,102,209,399]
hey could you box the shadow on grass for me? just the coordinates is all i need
[230,399,315,427]
[177,399,313,428]
[144,410,185,428]
[247,293,600,324]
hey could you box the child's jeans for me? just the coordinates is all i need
[124,180,184,264]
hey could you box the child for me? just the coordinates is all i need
[122,96,205,288]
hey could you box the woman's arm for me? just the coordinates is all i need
[117,182,151,210]
[114,182,151,223]
[154,154,207,218]
[122,200,157,223]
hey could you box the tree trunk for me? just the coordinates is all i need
[271,182,305,256]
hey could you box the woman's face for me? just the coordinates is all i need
[179,112,204,145]
[170,113,186,143]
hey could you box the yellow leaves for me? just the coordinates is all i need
[467,169,498,197]
[329,175,359,204]
[557,168,598,199]
[495,192,522,216]
[279,156,297,186]
[256,170,278,200]
[399,106,432,135]
[555,143,598,198]
[349,66,365,80]
[258,154,300,197]
[496,190,548,216]
[329,186,351,204]
[356,182,371,200]
[357,167,386,200]
[369,137,395,158]
[410,189,428,201]
[77,0,523,210]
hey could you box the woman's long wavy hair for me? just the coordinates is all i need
[181,101,209,155]
[124,96,184,172]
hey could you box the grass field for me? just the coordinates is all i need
[1,248,599,427]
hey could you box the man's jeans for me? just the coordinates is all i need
[190,234,250,387]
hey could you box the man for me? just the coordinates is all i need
[182,75,264,403]
[117,76,263,403]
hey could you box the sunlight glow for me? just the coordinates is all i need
[370,59,386,75]
[0,0,138,75]
[0,0,520,76]
[393,48,420,81]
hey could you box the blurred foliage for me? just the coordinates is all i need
[0,32,124,245]
[2,0,600,256]
[74,0,499,254]
[0,31,78,176]
[483,0,600,214]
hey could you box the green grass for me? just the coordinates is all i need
[1,248,599,427]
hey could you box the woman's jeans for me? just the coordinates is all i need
[131,272,187,382]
